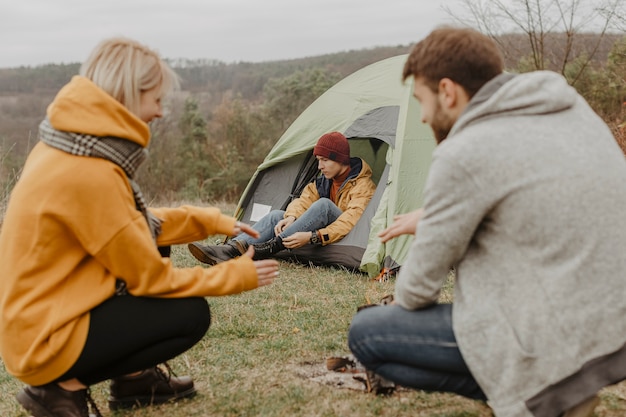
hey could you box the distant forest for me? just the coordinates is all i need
[0,44,410,155]
[0,34,624,203]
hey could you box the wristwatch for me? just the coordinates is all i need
[310,231,321,245]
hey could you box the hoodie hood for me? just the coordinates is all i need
[46,76,150,147]
[450,71,579,138]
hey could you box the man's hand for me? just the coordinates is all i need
[233,221,260,239]
[243,246,279,287]
[274,216,295,236]
[378,208,424,243]
[282,232,311,249]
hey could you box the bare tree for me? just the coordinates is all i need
[444,0,625,86]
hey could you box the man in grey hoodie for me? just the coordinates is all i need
[347,26,626,417]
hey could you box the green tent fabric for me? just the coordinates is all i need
[232,54,435,278]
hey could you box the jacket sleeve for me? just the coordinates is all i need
[284,183,320,219]
[84,174,258,298]
[317,175,376,244]
[94,214,258,298]
[149,205,236,246]
[65,165,257,298]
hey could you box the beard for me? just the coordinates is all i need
[430,101,455,144]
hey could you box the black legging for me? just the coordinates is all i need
[56,294,210,386]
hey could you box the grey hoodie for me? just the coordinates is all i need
[395,71,626,416]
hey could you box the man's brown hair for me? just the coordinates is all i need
[402,26,504,98]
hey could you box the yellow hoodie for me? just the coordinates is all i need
[0,76,258,386]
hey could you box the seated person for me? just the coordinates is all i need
[189,131,376,264]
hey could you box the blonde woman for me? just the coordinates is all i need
[0,37,278,417]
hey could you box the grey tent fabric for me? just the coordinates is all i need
[345,106,399,147]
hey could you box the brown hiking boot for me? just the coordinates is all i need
[251,237,285,260]
[108,364,196,410]
[188,240,248,265]
[16,383,102,417]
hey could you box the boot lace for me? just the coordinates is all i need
[254,237,283,254]
[254,241,273,251]
[154,362,178,383]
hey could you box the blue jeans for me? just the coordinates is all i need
[347,303,486,401]
[233,198,343,244]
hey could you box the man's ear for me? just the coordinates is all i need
[438,78,470,112]
[438,78,457,109]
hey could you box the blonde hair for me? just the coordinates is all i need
[79,37,180,116]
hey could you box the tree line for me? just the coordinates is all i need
[0,35,624,207]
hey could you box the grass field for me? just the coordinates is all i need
[1,229,625,416]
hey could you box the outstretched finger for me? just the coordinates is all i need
[239,223,260,238]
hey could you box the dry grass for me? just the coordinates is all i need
[0,253,494,417]
[1,248,625,416]
[0,203,625,416]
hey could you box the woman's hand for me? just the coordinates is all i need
[378,208,424,243]
[233,221,260,239]
[244,246,279,287]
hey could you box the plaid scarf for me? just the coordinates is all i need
[39,118,162,241]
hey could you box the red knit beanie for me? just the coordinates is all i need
[313,132,350,165]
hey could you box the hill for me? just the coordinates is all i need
[0,45,410,155]
[0,34,623,203]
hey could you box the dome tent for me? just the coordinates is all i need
[232,55,435,277]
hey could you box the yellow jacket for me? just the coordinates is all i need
[0,76,258,386]
[284,158,376,245]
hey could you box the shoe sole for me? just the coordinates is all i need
[16,388,54,417]
[187,243,219,265]
[109,386,197,410]
[563,395,600,417]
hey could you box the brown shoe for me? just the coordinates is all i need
[16,383,102,417]
[108,364,196,410]
[188,240,248,265]
[563,395,600,417]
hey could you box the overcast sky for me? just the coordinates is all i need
[0,0,457,69]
